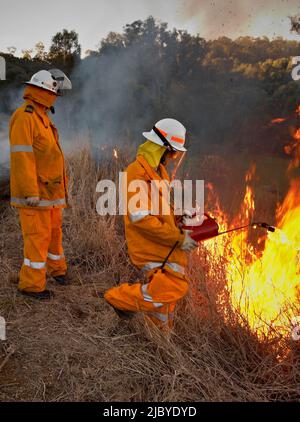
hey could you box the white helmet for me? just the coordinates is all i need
[143,118,187,152]
[25,69,72,95]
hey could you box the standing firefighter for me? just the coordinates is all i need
[103,118,198,329]
[9,69,72,300]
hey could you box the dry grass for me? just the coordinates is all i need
[0,147,300,402]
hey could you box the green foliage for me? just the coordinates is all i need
[49,29,81,73]
[76,17,300,155]
[1,17,300,156]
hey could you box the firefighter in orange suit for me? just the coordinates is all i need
[9,69,72,300]
[103,119,198,328]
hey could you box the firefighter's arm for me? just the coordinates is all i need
[127,176,185,247]
[130,214,185,247]
[9,111,39,198]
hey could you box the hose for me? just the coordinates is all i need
[217,221,276,237]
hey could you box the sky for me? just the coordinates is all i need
[0,0,300,56]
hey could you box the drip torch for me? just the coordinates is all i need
[160,214,276,270]
[182,213,276,242]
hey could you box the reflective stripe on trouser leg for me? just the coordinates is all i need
[46,208,67,277]
[18,209,52,292]
[104,269,188,324]
[141,284,163,308]
[147,302,176,328]
[141,261,185,275]
[23,258,46,269]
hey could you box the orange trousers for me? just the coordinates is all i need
[104,268,188,328]
[18,208,67,292]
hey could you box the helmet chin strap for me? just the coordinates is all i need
[152,126,175,153]
[160,149,169,166]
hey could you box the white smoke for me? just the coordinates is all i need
[178,0,300,40]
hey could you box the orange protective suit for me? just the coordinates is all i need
[18,208,67,292]
[9,85,68,292]
[9,85,68,209]
[105,148,189,328]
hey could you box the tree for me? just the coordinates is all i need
[34,41,46,61]
[49,29,81,73]
[7,46,16,56]
[49,29,81,61]
[99,32,125,54]
[2,17,300,157]
[22,49,33,60]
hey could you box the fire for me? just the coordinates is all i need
[283,106,300,171]
[113,148,119,159]
[205,182,228,231]
[294,129,300,141]
[224,177,300,339]
[270,117,286,124]
[285,131,300,171]
[202,114,300,341]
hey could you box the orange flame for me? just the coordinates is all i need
[113,148,118,159]
[227,180,300,339]
[283,106,300,171]
[203,164,300,342]
[286,128,300,171]
[270,118,286,124]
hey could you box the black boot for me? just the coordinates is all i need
[18,289,54,300]
[111,306,135,319]
[52,274,69,286]
[96,291,135,319]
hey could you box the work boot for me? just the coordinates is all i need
[51,274,69,286]
[18,289,55,300]
[111,306,135,319]
[96,291,135,319]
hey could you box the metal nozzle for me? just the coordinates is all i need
[252,222,276,232]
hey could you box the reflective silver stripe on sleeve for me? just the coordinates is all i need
[141,262,185,275]
[47,252,64,261]
[141,284,163,308]
[11,197,66,207]
[11,145,33,153]
[24,258,46,270]
[129,210,151,223]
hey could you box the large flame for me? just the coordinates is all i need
[225,177,300,339]
[202,111,300,341]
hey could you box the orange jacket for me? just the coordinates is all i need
[124,155,187,275]
[9,86,67,209]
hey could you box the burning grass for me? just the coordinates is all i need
[0,146,300,402]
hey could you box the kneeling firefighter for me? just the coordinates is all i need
[9,69,72,300]
[104,118,198,328]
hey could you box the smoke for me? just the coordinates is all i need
[178,0,300,40]
[53,35,176,156]
[0,86,23,181]
[1,11,299,189]
[0,24,176,185]
[179,0,249,39]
